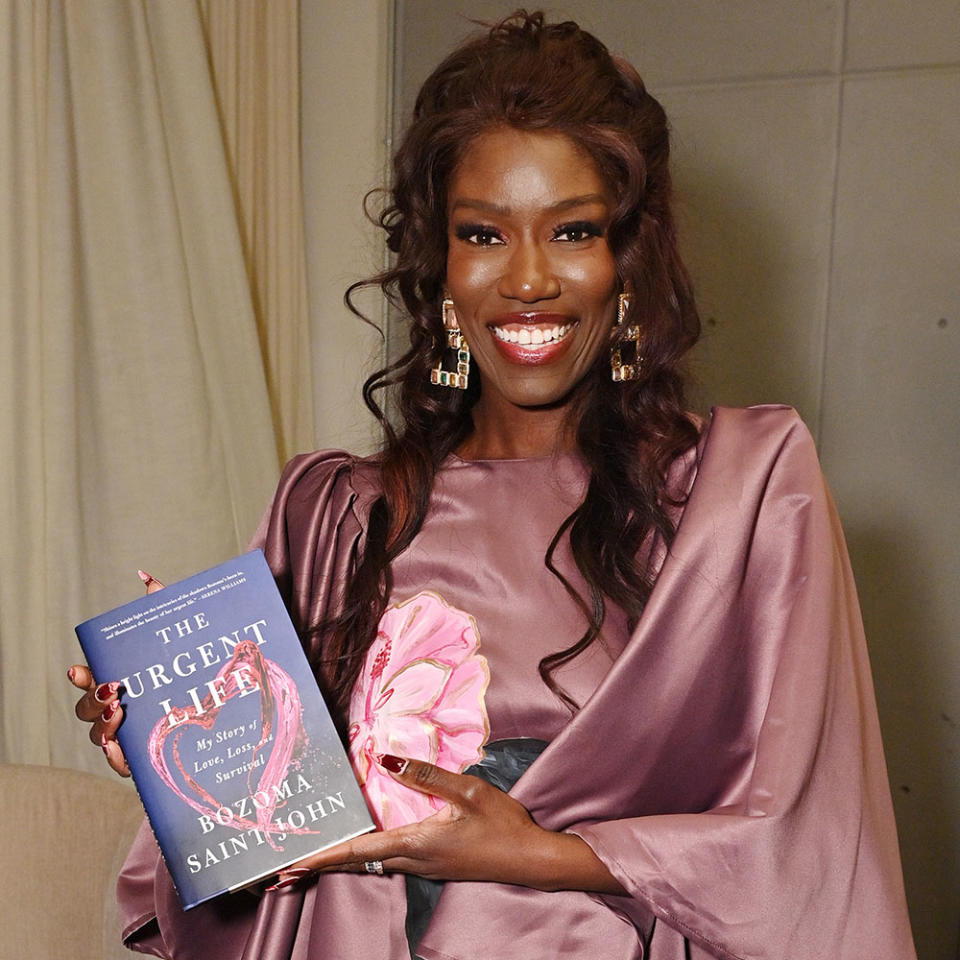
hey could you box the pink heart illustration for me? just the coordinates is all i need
[147,640,316,850]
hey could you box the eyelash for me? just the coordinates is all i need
[553,220,603,242]
[453,220,605,246]
[455,223,504,246]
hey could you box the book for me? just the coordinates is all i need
[76,549,374,909]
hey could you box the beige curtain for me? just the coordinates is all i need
[201,0,314,465]
[0,0,313,772]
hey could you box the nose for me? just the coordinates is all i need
[496,238,561,303]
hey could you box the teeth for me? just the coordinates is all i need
[492,324,571,346]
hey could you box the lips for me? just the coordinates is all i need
[492,322,572,346]
[487,313,576,365]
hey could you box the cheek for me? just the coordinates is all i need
[559,242,617,290]
[592,255,619,293]
[446,252,502,300]
[571,259,619,319]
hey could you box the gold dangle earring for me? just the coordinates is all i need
[610,292,641,382]
[429,297,471,390]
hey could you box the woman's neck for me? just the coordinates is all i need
[456,400,577,460]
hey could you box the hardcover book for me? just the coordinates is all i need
[76,549,374,909]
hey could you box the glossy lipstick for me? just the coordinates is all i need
[487,313,576,365]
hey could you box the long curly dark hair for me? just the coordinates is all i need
[318,10,700,715]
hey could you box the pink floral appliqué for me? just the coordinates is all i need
[348,591,490,829]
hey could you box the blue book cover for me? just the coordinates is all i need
[76,550,374,909]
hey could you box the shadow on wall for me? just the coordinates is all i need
[662,87,834,426]
[678,165,817,421]
[844,523,960,960]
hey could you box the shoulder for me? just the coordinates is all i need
[667,406,839,598]
[248,449,382,554]
[697,404,820,480]
[277,449,382,518]
[663,405,817,506]
[687,405,830,538]
[701,404,812,449]
[259,450,383,625]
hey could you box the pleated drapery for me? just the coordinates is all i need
[0,0,313,771]
[201,0,314,465]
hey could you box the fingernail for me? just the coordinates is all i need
[95,681,120,703]
[376,754,409,774]
[101,734,110,755]
[265,874,307,892]
[281,868,311,877]
[102,700,120,721]
[137,569,152,584]
[67,666,77,683]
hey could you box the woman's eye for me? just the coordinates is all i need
[454,223,505,246]
[553,221,603,242]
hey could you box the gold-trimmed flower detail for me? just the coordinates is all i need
[347,591,490,828]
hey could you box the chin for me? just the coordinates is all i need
[494,379,588,411]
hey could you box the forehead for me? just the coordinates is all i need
[448,127,612,212]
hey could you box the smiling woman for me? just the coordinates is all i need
[71,10,916,960]
[445,128,620,442]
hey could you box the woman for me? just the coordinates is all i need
[71,12,916,960]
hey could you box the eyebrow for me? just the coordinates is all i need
[449,193,609,216]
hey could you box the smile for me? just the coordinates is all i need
[490,323,573,346]
[485,315,578,366]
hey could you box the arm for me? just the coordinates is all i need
[272,753,626,895]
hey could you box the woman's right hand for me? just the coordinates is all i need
[68,569,165,777]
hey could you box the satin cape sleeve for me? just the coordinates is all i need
[417,406,915,960]
[115,450,374,957]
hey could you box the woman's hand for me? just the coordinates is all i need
[269,754,625,895]
[67,569,165,777]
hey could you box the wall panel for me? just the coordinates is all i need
[663,79,838,422]
[845,0,960,70]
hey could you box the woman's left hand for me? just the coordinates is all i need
[268,754,625,895]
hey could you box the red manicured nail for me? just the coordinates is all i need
[95,681,119,703]
[376,754,409,774]
[67,666,77,683]
[137,569,152,584]
[266,874,305,892]
[102,700,120,721]
[101,734,110,755]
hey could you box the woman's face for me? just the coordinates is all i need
[445,127,619,422]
